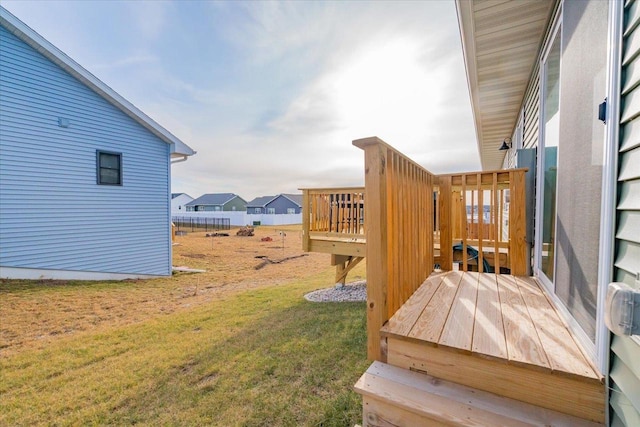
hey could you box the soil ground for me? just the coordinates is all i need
[0,225,365,356]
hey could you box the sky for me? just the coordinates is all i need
[3,0,479,201]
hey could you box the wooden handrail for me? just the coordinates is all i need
[354,136,435,361]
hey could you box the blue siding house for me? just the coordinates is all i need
[0,7,195,280]
[185,193,247,212]
[246,194,302,214]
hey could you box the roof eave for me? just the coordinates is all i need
[455,0,486,170]
[0,7,196,158]
[454,0,554,170]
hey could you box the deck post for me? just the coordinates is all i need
[438,176,453,271]
[302,190,310,252]
[509,170,527,275]
[354,137,388,362]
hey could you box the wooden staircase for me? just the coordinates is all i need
[355,362,602,426]
[354,272,606,426]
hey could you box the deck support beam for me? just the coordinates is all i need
[332,255,364,285]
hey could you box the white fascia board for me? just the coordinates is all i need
[0,6,196,158]
[455,0,484,169]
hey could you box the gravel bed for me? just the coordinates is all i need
[304,280,367,302]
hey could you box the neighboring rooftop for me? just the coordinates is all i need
[186,193,242,206]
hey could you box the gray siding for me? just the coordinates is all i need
[266,195,301,214]
[0,25,171,276]
[224,197,247,212]
[611,0,640,425]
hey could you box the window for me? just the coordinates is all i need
[287,208,295,214]
[254,208,261,214]
[267,208,276,214]
[97,151,122,185]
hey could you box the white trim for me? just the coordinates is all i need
[596,3,624,419]
[0,6,195,157]
[0,266,165,281]
[535,16,563,294]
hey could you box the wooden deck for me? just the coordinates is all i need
[381,271,605,423]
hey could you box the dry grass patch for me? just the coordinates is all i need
[1,225,363,356]
[0,225,368,426]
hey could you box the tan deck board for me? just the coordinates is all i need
[438,272,478,351]
[385,271,602,379]
[408,271,462,342]
[515,276,599,379]
[496,274,550,368]
[383,272,445,336]
[472,273,507,358]
[382,271,605,423]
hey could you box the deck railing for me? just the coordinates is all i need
[436,169,527,275]
[301,187,365,248]
[302,138,528,361]
[353,137,435,361]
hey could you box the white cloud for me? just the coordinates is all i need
[3,0,480,200]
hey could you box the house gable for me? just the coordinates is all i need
[0,21,172,277]
[265,194,302,214]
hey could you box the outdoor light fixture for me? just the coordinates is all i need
[499,138,512,151]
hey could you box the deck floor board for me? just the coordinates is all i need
[408,271,461,342]
[384,271,601,379]
[382,271,605,423]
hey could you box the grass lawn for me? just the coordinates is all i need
[0,226,369,426]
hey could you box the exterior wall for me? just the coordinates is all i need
[223,197,247,212]
[265,195,301,214]
[171,194,193,214]
[610,1,640,425]
[0,25,171,277]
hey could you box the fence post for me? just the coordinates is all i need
[353,137,388,362]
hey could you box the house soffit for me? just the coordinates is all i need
[456,0,554,170]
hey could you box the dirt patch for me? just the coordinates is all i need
[0,225,346,356]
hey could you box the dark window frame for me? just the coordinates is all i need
[96,150,122,186]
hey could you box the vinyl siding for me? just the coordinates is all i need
[265,195,301,214]
[610,0,640,424]
[502,61,540,170]
[0,25,171,276]
[223,197,247,212]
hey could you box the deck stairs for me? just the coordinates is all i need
[354,271,606,426]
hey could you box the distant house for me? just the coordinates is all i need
[186,193,247,212]
[0,7,195,280]
[171,193,193,214]
[246,194,302,214]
